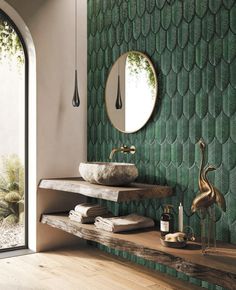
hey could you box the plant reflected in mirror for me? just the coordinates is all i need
[105,51,158,133]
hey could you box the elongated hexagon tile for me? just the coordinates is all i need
[189,16,201,45]
[171,46,183,73]
[171,0,182,27]
[88,0,236,282]
[215,112,230,144]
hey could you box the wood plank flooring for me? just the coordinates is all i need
[0,246,203,290]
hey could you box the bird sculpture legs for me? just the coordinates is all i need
[200,205,216,254]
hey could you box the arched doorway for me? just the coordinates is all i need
[0,9,28,251]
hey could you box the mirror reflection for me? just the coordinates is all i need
[105,51,158,133]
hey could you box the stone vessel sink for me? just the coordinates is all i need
[79,162,138,186]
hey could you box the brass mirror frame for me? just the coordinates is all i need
[105,51,158,134]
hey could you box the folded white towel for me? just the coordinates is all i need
[94,214,155,233]
[74,203,108,217]
[69,210,95,224]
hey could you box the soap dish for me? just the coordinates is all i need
[160,237,187,248]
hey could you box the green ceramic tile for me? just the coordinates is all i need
[214,165,229,195]
[209,37,223,66]
[167,25,177,52]
[195,89,208,118]
[166,69,177,96]
[160,3,171,30]
[183,90,195,119]
[128,0,136,21]
[161,48,172,75]
[177,68,189,96]
[215,5,229,38]
[202,113,215,143]
[189,115,202,143]
[166,116,177,143]
[172,93,183,120]
[145,31,156,56]
[156,27,166,54]
[133,16,141,40]
[111,4,119,27]
[171,142,183,167]
[195,38,208,69]
[215,59,230,91]
[189,16,201,45]
[230,166,236,194]
[183,42,195,72]
[223,30,236,63]
[230,58,236,88]
[209,0,221,14]
[171,0,182,27]
[104,8,112,27]
[177,20,188,48]
[150,8,160,33]
[172,46,183,73]
[189,65,201,94]
[183,0,195,23]
[88,1,236,287]
[208,138,222,168]
[124,18,132,42]
[208,86,222,118]
[227,193,236,224]
[146,0,155,14]
[137,0,145,17]
[119,1,128,24]
[222,138,236,171]
[202,63,215,93]
[141,11,151,37]
[195,0,208,18]
[202,11,215,41]
[183,140,195,167]
[216,112,229,144]
[223,0,235,9]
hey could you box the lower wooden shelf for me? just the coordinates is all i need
[41,213,236,289]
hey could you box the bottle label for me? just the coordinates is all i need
[161,221,169,232]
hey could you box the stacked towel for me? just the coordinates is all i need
[69,203,108,224]
[94,214,155,233]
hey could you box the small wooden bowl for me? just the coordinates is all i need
[160,237,187,248]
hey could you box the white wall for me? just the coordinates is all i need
[2,0,87,251]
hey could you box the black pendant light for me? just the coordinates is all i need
[115,75,122,109]
[115,59,122,110]
[72,0,80,107]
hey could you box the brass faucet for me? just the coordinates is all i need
[109,145,136,160]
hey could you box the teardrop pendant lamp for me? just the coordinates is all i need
[115,59,122,109]
[72,0,80,107]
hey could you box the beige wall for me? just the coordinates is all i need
[2,0,87,251]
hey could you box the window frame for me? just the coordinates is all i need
[0,9,28,252]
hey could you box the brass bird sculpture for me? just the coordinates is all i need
[191,165,216,212]
[191,139,226,213]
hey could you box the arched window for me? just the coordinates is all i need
[0,9,28,251]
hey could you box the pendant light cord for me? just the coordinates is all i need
[75,0,77,70]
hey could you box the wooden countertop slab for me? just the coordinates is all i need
[39,177,173,202]
[41,213,236,289]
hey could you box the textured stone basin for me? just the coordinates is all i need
[79,162,138,186]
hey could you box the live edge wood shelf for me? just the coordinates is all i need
[39,178,236,289]
[39,177,173,202]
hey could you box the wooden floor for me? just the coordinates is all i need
[0,246,203,290]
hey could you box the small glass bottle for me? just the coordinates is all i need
[160,205,174,237]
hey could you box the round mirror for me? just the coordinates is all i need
[105,51,158,133]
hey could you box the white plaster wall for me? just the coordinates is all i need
[2,0,87,251]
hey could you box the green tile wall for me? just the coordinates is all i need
[87,0,235,288]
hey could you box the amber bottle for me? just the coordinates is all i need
[160,205,174,237]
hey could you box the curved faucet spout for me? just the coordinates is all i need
[109,145,136,160]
